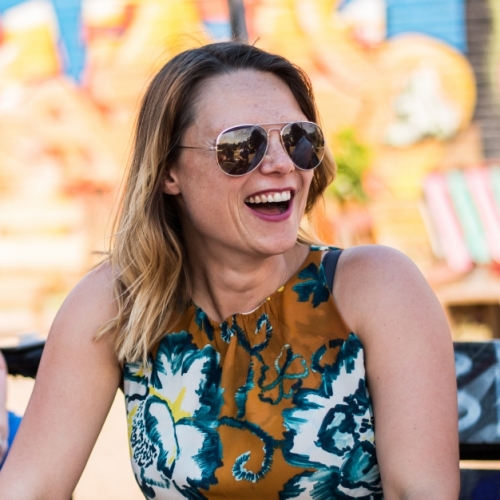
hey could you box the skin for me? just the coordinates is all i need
[0,70,459,498]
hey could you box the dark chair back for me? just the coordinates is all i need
[456,341,500,498]
[0,340,45,379]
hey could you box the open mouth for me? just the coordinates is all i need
[244,190,293,215]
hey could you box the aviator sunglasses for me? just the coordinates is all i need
[179,121,325,177]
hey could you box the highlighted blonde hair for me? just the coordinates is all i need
[99,42,336,363]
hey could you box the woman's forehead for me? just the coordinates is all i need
[191,70,306,133]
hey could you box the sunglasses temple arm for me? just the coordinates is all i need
[178,146,217,151]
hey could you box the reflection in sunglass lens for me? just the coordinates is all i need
[216,125,268,176]
[215,122,324,176]
[282,122,324,171]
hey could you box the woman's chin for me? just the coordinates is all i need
[248,231,302,257]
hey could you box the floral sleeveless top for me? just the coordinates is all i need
[123,247,383,499]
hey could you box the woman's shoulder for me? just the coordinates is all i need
[68,260,115,302]
[335,244,421,292]
[53,260,118,338]
[337,244,414,272]
[333,245,436,337]
[77,260,116,294]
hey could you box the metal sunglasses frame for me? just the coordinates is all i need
[178,120,325,176]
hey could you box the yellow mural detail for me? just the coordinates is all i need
[1,1,60,83]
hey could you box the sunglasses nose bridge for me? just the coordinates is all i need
[264,127,288,155]
[257,127,295,174]
[265,127,283,136]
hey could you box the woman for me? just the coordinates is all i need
[0,42,458,499]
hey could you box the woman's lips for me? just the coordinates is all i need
[245,195,294,222]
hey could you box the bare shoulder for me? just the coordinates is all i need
[52,260,118,341]
[333,245,438,341]
[63,260,116,313]
[40,257,120,383]
[335,244,421,290]
[44,260,120,371]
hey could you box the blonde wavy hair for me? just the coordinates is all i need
[98,42,336,363]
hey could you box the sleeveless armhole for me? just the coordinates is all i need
[322,248,355,336]
[323,249,343,294]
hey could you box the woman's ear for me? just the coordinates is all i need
[161,165,181,195]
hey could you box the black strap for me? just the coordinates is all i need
[322,249,343,294]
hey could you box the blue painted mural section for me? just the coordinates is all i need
[203,21,232,41]
[0,0,86,83]
[51,0,86,83]
[386,0,466,53]
[0,0,23,11]
[338,0,467,53]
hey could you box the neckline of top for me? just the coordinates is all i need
[190,246,330,328]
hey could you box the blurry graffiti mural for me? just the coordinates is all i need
[0,0,497,337]
[0,0,227,337]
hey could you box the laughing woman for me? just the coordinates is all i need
[0,42,459,499]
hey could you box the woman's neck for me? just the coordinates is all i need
[187,242,309,322]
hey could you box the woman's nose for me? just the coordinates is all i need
[258,129,294,175]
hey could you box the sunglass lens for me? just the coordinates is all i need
[282,122,324,170]
[216,126,267,176]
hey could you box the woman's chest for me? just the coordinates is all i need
[124,322,382,499]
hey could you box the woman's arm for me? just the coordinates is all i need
[334,246,459,500]
[0,263,121,499]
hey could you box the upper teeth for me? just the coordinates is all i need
[246,191,292,204]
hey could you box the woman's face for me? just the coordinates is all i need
[163,70,314,259]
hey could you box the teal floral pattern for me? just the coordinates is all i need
[281,334,382,499]
[124,331,223,499]
[292,262,330,307]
